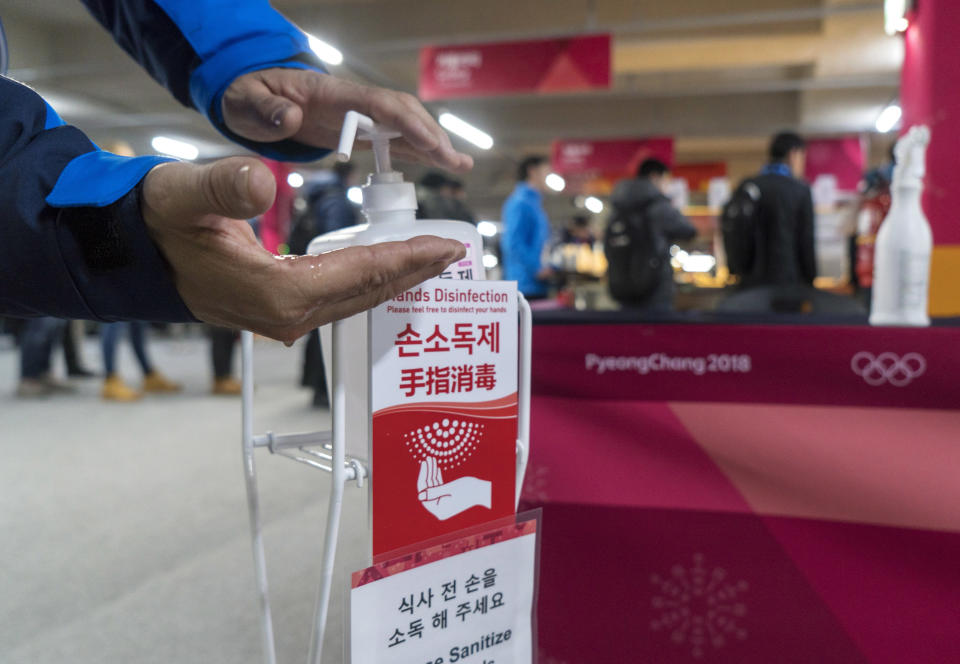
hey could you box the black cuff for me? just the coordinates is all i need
[56,183,198,323]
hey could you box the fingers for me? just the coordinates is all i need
[221,72,304,142]
[234,69,474,172]
[431,456,443,486]
[390,139,474,172]
[417,459,428,493]
[259,236,465,340]
[143,157,276,223]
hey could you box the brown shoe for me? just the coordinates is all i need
[142,371,182,394]
[102,374,141,402]
[212,376,242,396]
[16,378,55,398]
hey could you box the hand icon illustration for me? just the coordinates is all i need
[416,456,491,521]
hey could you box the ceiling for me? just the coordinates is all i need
[1,0,901,219]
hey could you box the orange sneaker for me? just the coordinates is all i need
[142,371,182,393]
[212,376,242,396]
[102,374,141,402]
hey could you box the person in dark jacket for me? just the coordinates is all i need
[609,158,697,311]
[0,4,468,343]
[416,171,461,221]
[740,131,817,289]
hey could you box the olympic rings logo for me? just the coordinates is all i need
[851,352,926,387]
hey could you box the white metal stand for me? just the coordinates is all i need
[240,294,532,664]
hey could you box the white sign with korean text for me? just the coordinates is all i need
[351,523,537,664]
[369,279,519,557]
[370,279,518,411]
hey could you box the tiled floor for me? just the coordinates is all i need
[0,332,368,663]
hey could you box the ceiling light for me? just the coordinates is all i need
[876,103,902,133]
[584,196,604,214]
[287,172,304,188]
[884,0,910,36]
[151,136,198,160]
[438,112,493,150]
[347,186,363,205]
[545,173,566,192]
[308,35,343,65]
[477,221,498,237]
[482,253,499,269]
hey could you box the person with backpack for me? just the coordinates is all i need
[605,159,696,311]
[722,132,817,291]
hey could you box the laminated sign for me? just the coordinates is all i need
[351,518,538,664]
[370,279,519,557]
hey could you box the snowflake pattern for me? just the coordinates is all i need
[649,553,748,659]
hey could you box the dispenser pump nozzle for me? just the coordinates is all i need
[336,110,417,219]
[336,111,401,174]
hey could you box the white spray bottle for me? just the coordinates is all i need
[869,126,933,327]
[308,111,485,459]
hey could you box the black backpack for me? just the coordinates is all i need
[604,197,662,302]
[721,180,762,276]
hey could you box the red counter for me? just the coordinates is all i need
[521,323,960,663]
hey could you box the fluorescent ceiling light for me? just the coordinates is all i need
[347,186,363,205]
[308,34,343,65]
[545,173,566,192]
[151,135,198,160]
[584,196,604,214]
[477,221,498,237]
[884,0,910,36]
[482,253,499,269]
[876,103,902,133]
[287,172,304,188]
[438,112,493,150]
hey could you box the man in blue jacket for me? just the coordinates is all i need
[0,2,469,343]
[502,155,554,298]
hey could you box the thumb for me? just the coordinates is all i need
[145,157,276,222]
[221,73,304,143]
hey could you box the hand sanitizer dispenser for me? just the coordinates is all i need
[308,111,485,458]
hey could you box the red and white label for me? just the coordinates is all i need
[370,279,518,558]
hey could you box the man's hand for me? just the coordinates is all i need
[141,157,465,342]
[222,69,473,172]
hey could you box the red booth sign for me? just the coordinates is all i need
[419,34,610,101]
[804,136,866,192]
[550,137,675,180]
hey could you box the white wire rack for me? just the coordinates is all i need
[240,293,532,664]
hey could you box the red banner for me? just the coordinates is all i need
[532,323,957,410]
[804,136,866,192]
[523,322,960,663]
[419,34,610,101]
[550,137,674,181]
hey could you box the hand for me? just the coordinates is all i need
[141,157,465,343]
[222,69,473,173]
[416,457,491,521]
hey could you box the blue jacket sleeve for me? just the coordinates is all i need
[78,0,330,161]
[0,76,196,322]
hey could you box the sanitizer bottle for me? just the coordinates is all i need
[308,111,485,458]
[869,125,933,327]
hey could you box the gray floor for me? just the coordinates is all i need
[0,331,368,663]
